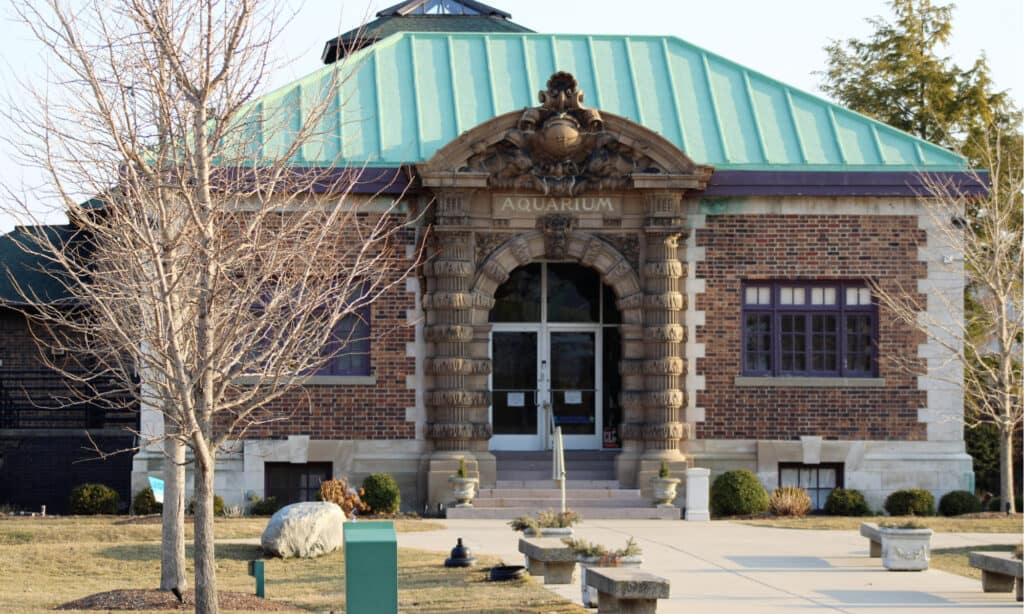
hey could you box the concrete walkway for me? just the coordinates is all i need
[398,519,1022,613]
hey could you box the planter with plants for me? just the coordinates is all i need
[508,509,581,537]
[878,519,933,571]
[448,458,478,507]
[562,537,643,607]
[650,461,681,508]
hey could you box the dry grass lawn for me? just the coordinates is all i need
[930,544,1019,580]
[739,514,1023,533]
[0,517,585,613]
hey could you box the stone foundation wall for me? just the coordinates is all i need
[686,438,974,511]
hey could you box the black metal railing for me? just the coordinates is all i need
[0,369,138,430]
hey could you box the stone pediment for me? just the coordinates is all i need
[418,71,713,194]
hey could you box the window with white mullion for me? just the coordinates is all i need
[743,281,877,378]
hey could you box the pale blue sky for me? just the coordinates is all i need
[1,0,1021,232]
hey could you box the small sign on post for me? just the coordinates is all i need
[148,476,165,504]
[247,560,265,598]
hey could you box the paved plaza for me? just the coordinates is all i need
[399,519,1022,613]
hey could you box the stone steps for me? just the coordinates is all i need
[446,506,680,520]
[480,487,641,498]
[459,450,679,520]
[495,479,621,489]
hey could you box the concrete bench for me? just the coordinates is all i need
[585,567,670,613]
[518,537,576,584]
[859,522,882,557]
[968,552,1023,602]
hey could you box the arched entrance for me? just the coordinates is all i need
[415,70,713,504]
[488,261,622,450]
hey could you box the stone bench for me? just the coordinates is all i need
[518,537,576,584]
[585,567,670,613]
[859,522,882,557]
[968,552,1023,602]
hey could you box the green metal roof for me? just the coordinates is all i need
[252,32,967,171]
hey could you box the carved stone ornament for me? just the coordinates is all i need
[465,72,661,196]
[475,232,509,266]
[537,214,576,259]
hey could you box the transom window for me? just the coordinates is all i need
[742,282,876,377]
[779,463,844,510]
[489,262,620,325]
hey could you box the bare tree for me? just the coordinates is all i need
[871,131,1022,513]
[2,1,416,612]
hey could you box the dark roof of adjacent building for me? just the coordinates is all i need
[321,0,532,64]
[0,225,78,305]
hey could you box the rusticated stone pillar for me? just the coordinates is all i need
[423,192,492,454]
[638,192,689,496]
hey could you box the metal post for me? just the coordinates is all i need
[552,426,566,514]
[248,560,265,598]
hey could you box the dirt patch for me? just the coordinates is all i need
[113,515,163,525]
[56,589,296,611]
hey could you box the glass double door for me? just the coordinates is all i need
[490,325,601,450]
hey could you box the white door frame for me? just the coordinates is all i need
[488,327,603,451]
[546,324,602,450]
[488,324,544,451]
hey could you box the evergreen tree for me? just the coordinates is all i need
[822,1,1022,512]
[820,0,1020,164]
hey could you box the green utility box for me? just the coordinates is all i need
[344,521,398,614]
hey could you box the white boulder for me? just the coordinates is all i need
[260,501,347,559]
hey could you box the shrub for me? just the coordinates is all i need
[69,483,120,515]
[248,496,282,516]
[536,509,581,528]
[986,493,1022,513]
[132,487,162,515]
[319,478,369,516]
[769,486,812,517]
[362,473,401,515]
[658,461,670,478]
[824,488,871,516]
[508,515,539,533]
[187,495,226,517]
[884,489,935,516]
[938,490,982,516]
[710,470,769,517]
[879,519,927,529]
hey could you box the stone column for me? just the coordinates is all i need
[638,192,689,494]
[422,191,492,506]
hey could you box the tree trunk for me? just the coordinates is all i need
[1000,427,1016,513]
[160,436,188,593]
[193,458,218,614]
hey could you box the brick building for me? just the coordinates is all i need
[2,1,979,515]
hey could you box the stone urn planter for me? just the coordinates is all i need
[578,554,642,607]
[448,476,477,507]
[650,477,681,507]
[880,525,933,571]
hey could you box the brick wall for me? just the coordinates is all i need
[694,214,928,441]
[243,243,418,441]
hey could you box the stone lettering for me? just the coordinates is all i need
[494,194,620,217]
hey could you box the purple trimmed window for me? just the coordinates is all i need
[742,282,877,377]
[317,305,371,376]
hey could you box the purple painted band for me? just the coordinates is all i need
[262,167,987,198]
